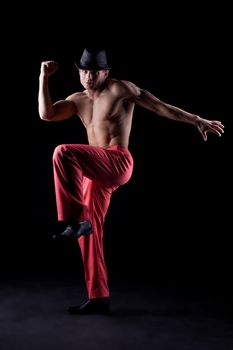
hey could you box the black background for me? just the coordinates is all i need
[1,6,232,296]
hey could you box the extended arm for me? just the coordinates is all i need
[38,61,76,121]
[123,80,224,141]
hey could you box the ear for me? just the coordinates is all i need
[105,70,110,78]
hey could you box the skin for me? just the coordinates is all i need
[38,61,224,148]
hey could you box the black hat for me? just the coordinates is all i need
[75,48,111,71]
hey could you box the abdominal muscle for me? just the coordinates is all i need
[86,120,131,149]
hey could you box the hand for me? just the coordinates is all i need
[196,118,224,141]
[40,61,59,77]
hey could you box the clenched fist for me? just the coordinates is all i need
[40,61,59,77]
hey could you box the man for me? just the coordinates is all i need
[38,48,224,314]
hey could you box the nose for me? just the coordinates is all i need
[87,70,98,80]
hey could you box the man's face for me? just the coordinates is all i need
[79,69,109,90]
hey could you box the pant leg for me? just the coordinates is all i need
[52,144,133,299]
[78,177,115,299]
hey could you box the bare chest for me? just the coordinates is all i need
[77,94,123,126]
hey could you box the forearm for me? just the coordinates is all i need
[158,102,200,126]
[38,74,54,120]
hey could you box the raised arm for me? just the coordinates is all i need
[38,61,76,121]
[122,80,224,141]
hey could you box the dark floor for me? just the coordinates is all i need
[0,271,233,350]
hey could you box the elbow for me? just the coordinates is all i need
[39,110,54,121]
[41,117,51,121]
[39,114,51,121]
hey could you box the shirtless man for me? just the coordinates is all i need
[38,48,224,314]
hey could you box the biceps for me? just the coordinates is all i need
[53,100,76,120]
[135,90,169,114]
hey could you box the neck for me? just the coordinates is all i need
[86,80,107,99]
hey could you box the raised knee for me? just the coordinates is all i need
[53,144,69,160]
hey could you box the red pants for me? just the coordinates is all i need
[52,144,134,298]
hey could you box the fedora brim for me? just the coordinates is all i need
[75,62,111,71]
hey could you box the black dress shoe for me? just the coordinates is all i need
[52,220,92,240]
[67,298,110,315]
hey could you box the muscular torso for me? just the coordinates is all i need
[68,79,135,149]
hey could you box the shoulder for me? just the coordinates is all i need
[107,78,141,98]
[66,91,86,102]
[63,92,87,114]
